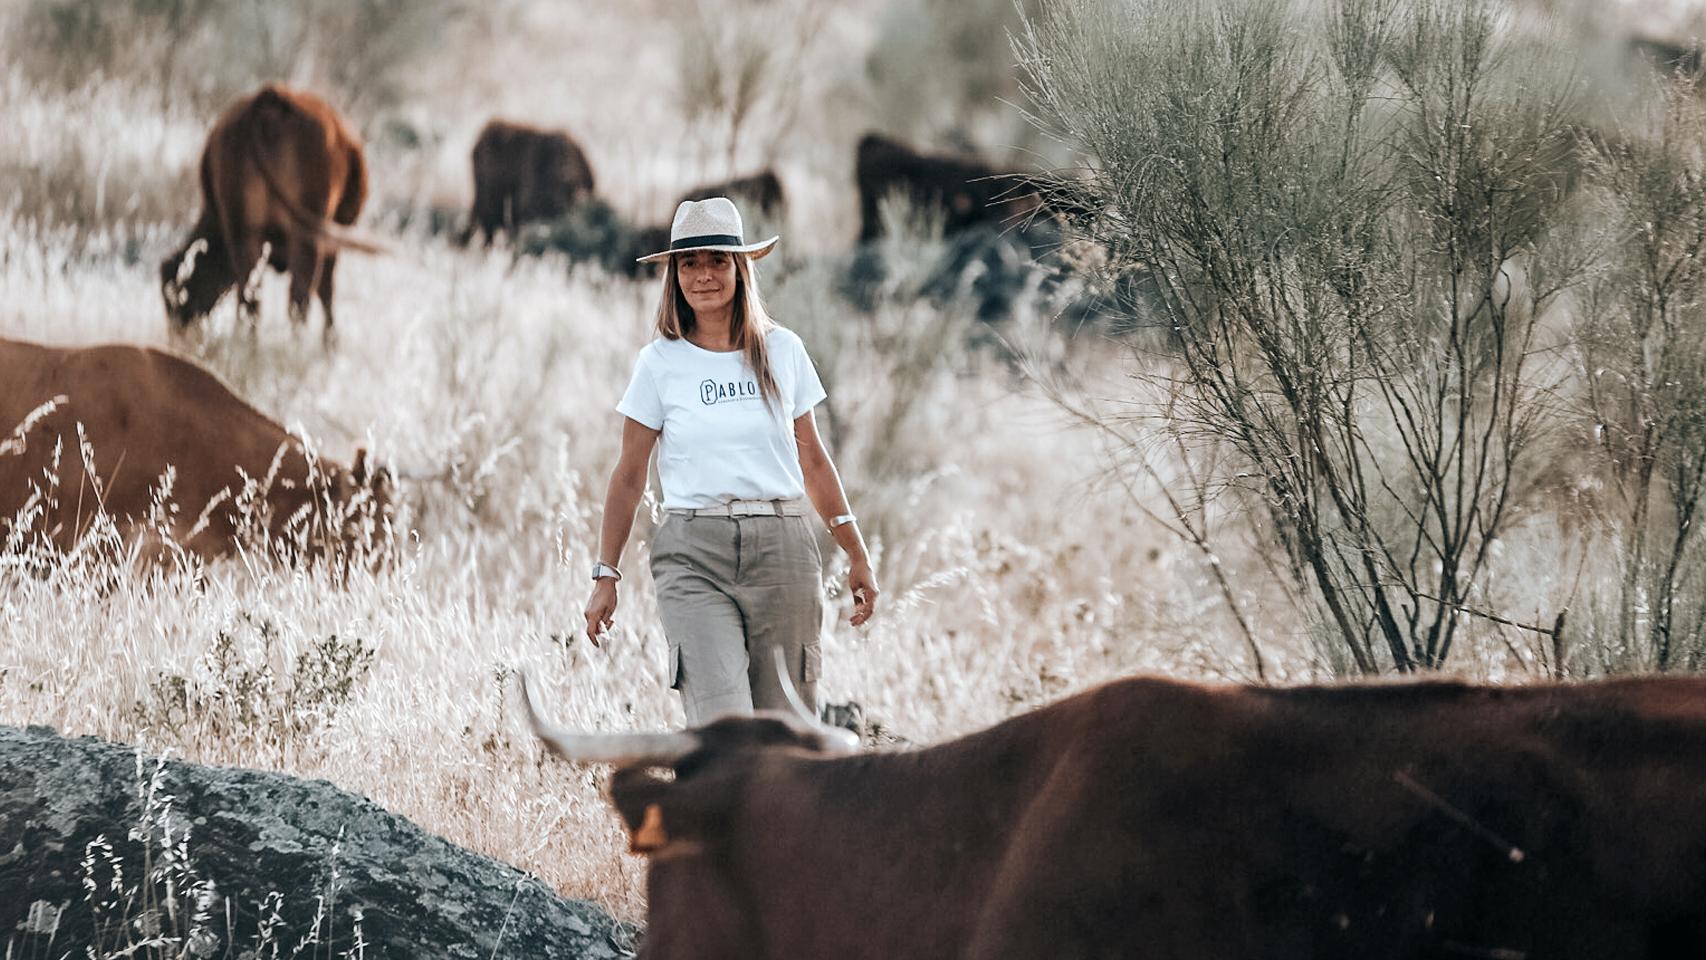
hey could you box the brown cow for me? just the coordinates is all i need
[678,170,787,223]
[0,338,392,565]
[855,132,1046,243]
[526,674,1706,959]
[160,85,377,346]
[464,119,597,245]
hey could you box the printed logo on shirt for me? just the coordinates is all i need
[700,378,761,406]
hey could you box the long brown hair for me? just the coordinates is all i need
[653,252,783,413]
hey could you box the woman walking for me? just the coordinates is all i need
[585,197,877,725]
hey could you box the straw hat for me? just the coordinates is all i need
[636,196,778,264]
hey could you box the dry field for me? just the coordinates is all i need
[0,0,1621,930]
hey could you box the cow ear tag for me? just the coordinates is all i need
[630,803,670,854]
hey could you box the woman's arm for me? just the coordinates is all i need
[795,409,879,626]
[585,416,661,644]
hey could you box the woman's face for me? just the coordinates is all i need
[676,250,739,317]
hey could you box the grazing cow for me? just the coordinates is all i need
[464,119,597,244]
[0,338,392,564]
[678,170,787,223]
[854,132,1047,243]
[160,85,378,345]
[525,674,1706,959]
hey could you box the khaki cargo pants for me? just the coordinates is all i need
[649,508,825,726]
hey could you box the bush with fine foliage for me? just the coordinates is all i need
[1020,0,1596,672]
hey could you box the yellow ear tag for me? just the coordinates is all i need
[630,803,670,854]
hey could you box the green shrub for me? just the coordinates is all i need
[136,613,376,743]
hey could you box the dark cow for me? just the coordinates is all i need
[525,673,1706,959]
[678,170,787,223]
[464,119,597,245]
[161,85,378,345]
[0,338,392,564]
[855,132,1047,243]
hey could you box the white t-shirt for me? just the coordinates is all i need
[617,327,828,510]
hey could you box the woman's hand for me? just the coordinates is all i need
[848,562,880,626]
[585,579,618,646]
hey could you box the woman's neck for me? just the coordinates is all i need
[687,307,736,351]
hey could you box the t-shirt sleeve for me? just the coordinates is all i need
[790,334,828,419]
[616,350,664,430]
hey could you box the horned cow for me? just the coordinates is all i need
[525,674,1706,960]
[0,337,392,565]
[160,84,378,346]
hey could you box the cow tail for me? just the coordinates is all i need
[335,138,369,228]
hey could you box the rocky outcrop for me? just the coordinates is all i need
[0,724,634,958]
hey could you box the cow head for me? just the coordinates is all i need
[306,447,397,570]
[333,447,398,562]
[607,716,845,859]
[520,671,858,859]
[256,445,398,571]
[160,237,234,330]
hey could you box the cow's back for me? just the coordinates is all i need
[0,338,102,539]
[959,678,1706,959]
[0,338,304,555]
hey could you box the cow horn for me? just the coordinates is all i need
[772,648,861,754]
[520,671,699,767]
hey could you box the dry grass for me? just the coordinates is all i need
[0,217,1280,918]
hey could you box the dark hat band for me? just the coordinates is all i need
[670,233,743,250]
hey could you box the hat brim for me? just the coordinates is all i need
[636,235,778,264]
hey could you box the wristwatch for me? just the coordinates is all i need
[591,561,623,582]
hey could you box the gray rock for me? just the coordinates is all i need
[0,724,634,959]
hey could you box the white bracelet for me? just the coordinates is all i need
[829,513,857,529]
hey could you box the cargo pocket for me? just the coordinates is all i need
[668,645,684,691]
[800,644,822,684]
